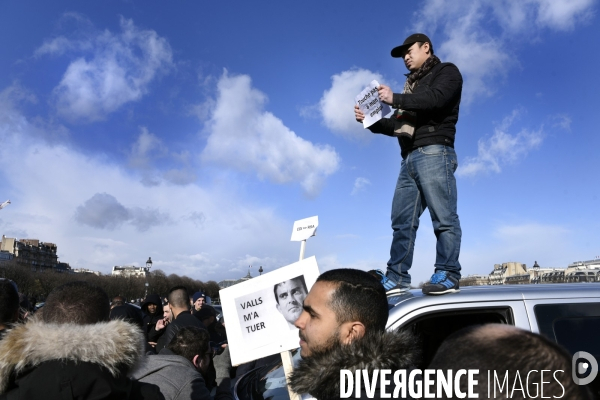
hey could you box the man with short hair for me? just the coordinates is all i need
[156,286,204,353]
[131,326,234,400]
[428,324,592,399]
[355,33,463,295]
[0,279,19,340]
[0,281,163,399]
[273,276,308,328]
[289,269,419,399]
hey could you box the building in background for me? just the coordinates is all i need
[460,274,490,286]
[218,270,253,289]
[489,262,528,285]
[73,268,102,276]
[1,235,58,271]
[111,265,150,278]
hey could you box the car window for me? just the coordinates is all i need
[534,303,600,398]
[403,307,513,368]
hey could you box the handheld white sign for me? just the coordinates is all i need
[355,80,392,128]
[290,216,318,242]
[220,256,321,366]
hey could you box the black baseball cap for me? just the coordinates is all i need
[391,33,432,58]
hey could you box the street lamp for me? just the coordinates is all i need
[144,257,152,298]
[532,261,540,284]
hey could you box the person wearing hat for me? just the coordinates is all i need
[195,305,227,345]
[191,291,206,314]
[354,33,463,296]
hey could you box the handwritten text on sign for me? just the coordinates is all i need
[355,80,392,128]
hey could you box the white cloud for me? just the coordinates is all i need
[317,69,389,141]
[458,109,543,177]
[201,71,340,197]
[37,16,174,122]
[552,114,572,132]
[129,127,167,169]
[0,83,69,144]
[0,91,298,279]
[351,177,371,195]
[129,127,196,186]
[411,0,596,105]
[532,0,595,31]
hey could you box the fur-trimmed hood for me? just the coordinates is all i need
[0,318,146,394]
[289,329,420,400]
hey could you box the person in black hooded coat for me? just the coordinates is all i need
[141,294,164,344]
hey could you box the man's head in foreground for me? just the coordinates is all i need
[42,281,110,324]
[167,326,211,374]
[428,324,591,399]
[274,276,308,326]
[295,268,388,358]
[391,33,434,72]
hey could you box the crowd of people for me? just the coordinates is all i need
[1,268,594,399]
[0,279,232,400]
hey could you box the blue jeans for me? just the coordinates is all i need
[386,144,462,285]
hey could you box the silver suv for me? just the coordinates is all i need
[235,283,600,399]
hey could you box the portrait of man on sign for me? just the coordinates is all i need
[273,275,308,329]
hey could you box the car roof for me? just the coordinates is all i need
[387,283,600,325]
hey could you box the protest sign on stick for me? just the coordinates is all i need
[291,216,318,261]
[220,256,320,367]
[355,80,392,128]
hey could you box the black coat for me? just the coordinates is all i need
[141,294,165,344]
[155,310,204,353]
[0,319,164,400]
[110,304,144,329]
[368,62,463,157]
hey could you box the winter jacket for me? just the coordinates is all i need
[110,303,145,329]
[142,295,165,343]
[368,62,462,158]
[155,311,204,353]
[0,318,164,400]
[289,329,420,400]
[130,347,233,400]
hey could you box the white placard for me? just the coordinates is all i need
[290,216,318,242]
[220,256,320,366]
[355,80,392,128]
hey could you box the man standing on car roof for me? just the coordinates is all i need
[354,33,463,296]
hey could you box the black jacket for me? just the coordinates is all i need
[141,295,164,342]
[369,62,462,157]
[0,318,164,400]
[110,304,144,329]
[289,329,420,400]
[155,310,204,353]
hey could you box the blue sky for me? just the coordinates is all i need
[0,0,598,284]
